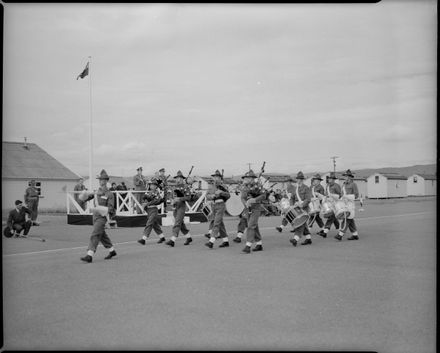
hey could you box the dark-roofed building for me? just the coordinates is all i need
[367,172,408,198]
[2,141,82,212]
[407,174,437,196]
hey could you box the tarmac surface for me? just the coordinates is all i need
[1,197,436,351]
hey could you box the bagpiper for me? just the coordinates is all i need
[205,170,231,249]
[165,170,193,247]
[137,178,165,245]
[240,170,268,253]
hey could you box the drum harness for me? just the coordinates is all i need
[307,186,319,228]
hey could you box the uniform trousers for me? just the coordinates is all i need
[324,214,340,230]
[211,202,228,239]
[237,209,249,233]
[308,213,324,228]
[27,199,39,221]
[143,207,162,236]
[172,204,190,237]
[339,218,358,234]
[88,215,114,252]
[245,207,262,243]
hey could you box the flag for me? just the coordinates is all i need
[76,62,89,80]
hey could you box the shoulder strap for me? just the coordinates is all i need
[295,185,302,202]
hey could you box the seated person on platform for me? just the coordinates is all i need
[6,200,32,237]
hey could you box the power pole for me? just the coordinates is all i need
[330,156,339,173]
[246,163,252,171]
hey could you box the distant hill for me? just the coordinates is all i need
[348,164,436,179]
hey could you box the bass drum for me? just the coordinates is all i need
[226,193,244,216]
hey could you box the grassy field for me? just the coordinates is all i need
[1,197,436,352]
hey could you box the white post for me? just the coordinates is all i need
[88,56,93,190]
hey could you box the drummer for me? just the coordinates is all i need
[275,177,295,233]
[320,172,341,238]
[335,169,360,241]
[289,171,312,247]
[205,169,231,249]
[233,171,257,243]
[308,173,326,234]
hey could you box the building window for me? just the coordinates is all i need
[375,176,379,184]
[413,176,417,183]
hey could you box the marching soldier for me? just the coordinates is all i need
[319,172,341,238]
[133,166,147,214]
[275,177,295,233]
[289,171,312,247]
[156,167,169,212]
[241,170,268,254]
[80,169,117,263]
[137,178,165,245]
[205,170,231,249]
[232,177,252,243]
[308,173,326,234]
[335,169,360,241]
[165,170,193,247]
[24,180,41,226]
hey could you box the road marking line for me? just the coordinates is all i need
[2,212,434,257]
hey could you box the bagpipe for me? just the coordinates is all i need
[172,166,198,206]
[246,161,267,213]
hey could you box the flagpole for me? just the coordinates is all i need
[88,56,93,191]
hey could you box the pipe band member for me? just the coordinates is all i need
[205,169,231,249]
[241,170,268,254]
[80,169,117,263]
[335,169,359,241]
[138,178,164,245]
[320,172,341,238]
[289,171,312,247]
[164,170,193,247]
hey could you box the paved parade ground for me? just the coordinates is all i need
[1,197,436,352]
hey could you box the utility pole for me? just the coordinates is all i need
[246,163,252,171]
[330,156,339,173]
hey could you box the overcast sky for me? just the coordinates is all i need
[2,1,436,178]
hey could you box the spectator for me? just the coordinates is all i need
[24,179,41,226]
[5,200,32,238]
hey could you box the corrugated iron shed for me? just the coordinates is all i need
[2,141,81,180]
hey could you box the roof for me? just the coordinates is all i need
[2,141,81,180]
[415,174,437,180]
[262,173,292,182]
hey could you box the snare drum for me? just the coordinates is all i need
[334,200,350,219]
[308,198,321,215]
[285,206,309,230]
[321,199,335,218]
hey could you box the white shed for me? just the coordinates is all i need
[407,174,437,196]
[2,141,82,212]
[367,173,407,199]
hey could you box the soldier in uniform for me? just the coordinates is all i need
[289,171,312,247]
[156,168,169,212]
[232,176,253,243]
[205,170,231,249]
[80,169,117,263]
[319,172,341,238]
[74,178,87,211]
[164,170,193,247]
[335,169,360,241]
[137,178,165,245]
[24,180,41,226]
[241,170,268,254]
[275,177,296,233]
[308,173,326,234]
[133,166,147,214]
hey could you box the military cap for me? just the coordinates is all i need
[136,166,143,171]
[211,169,223,178]
[342,169,355,178]
[296,171,305,180]
[148,178,159,186]
[159,168,165,173]
[96,169,110,180]
[174,170,185,179]
[242,170,257,179]
[312,173,323,181]
[15,200,23,205]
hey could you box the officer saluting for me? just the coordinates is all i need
[164,170,193,247]
[205,169,231,249]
